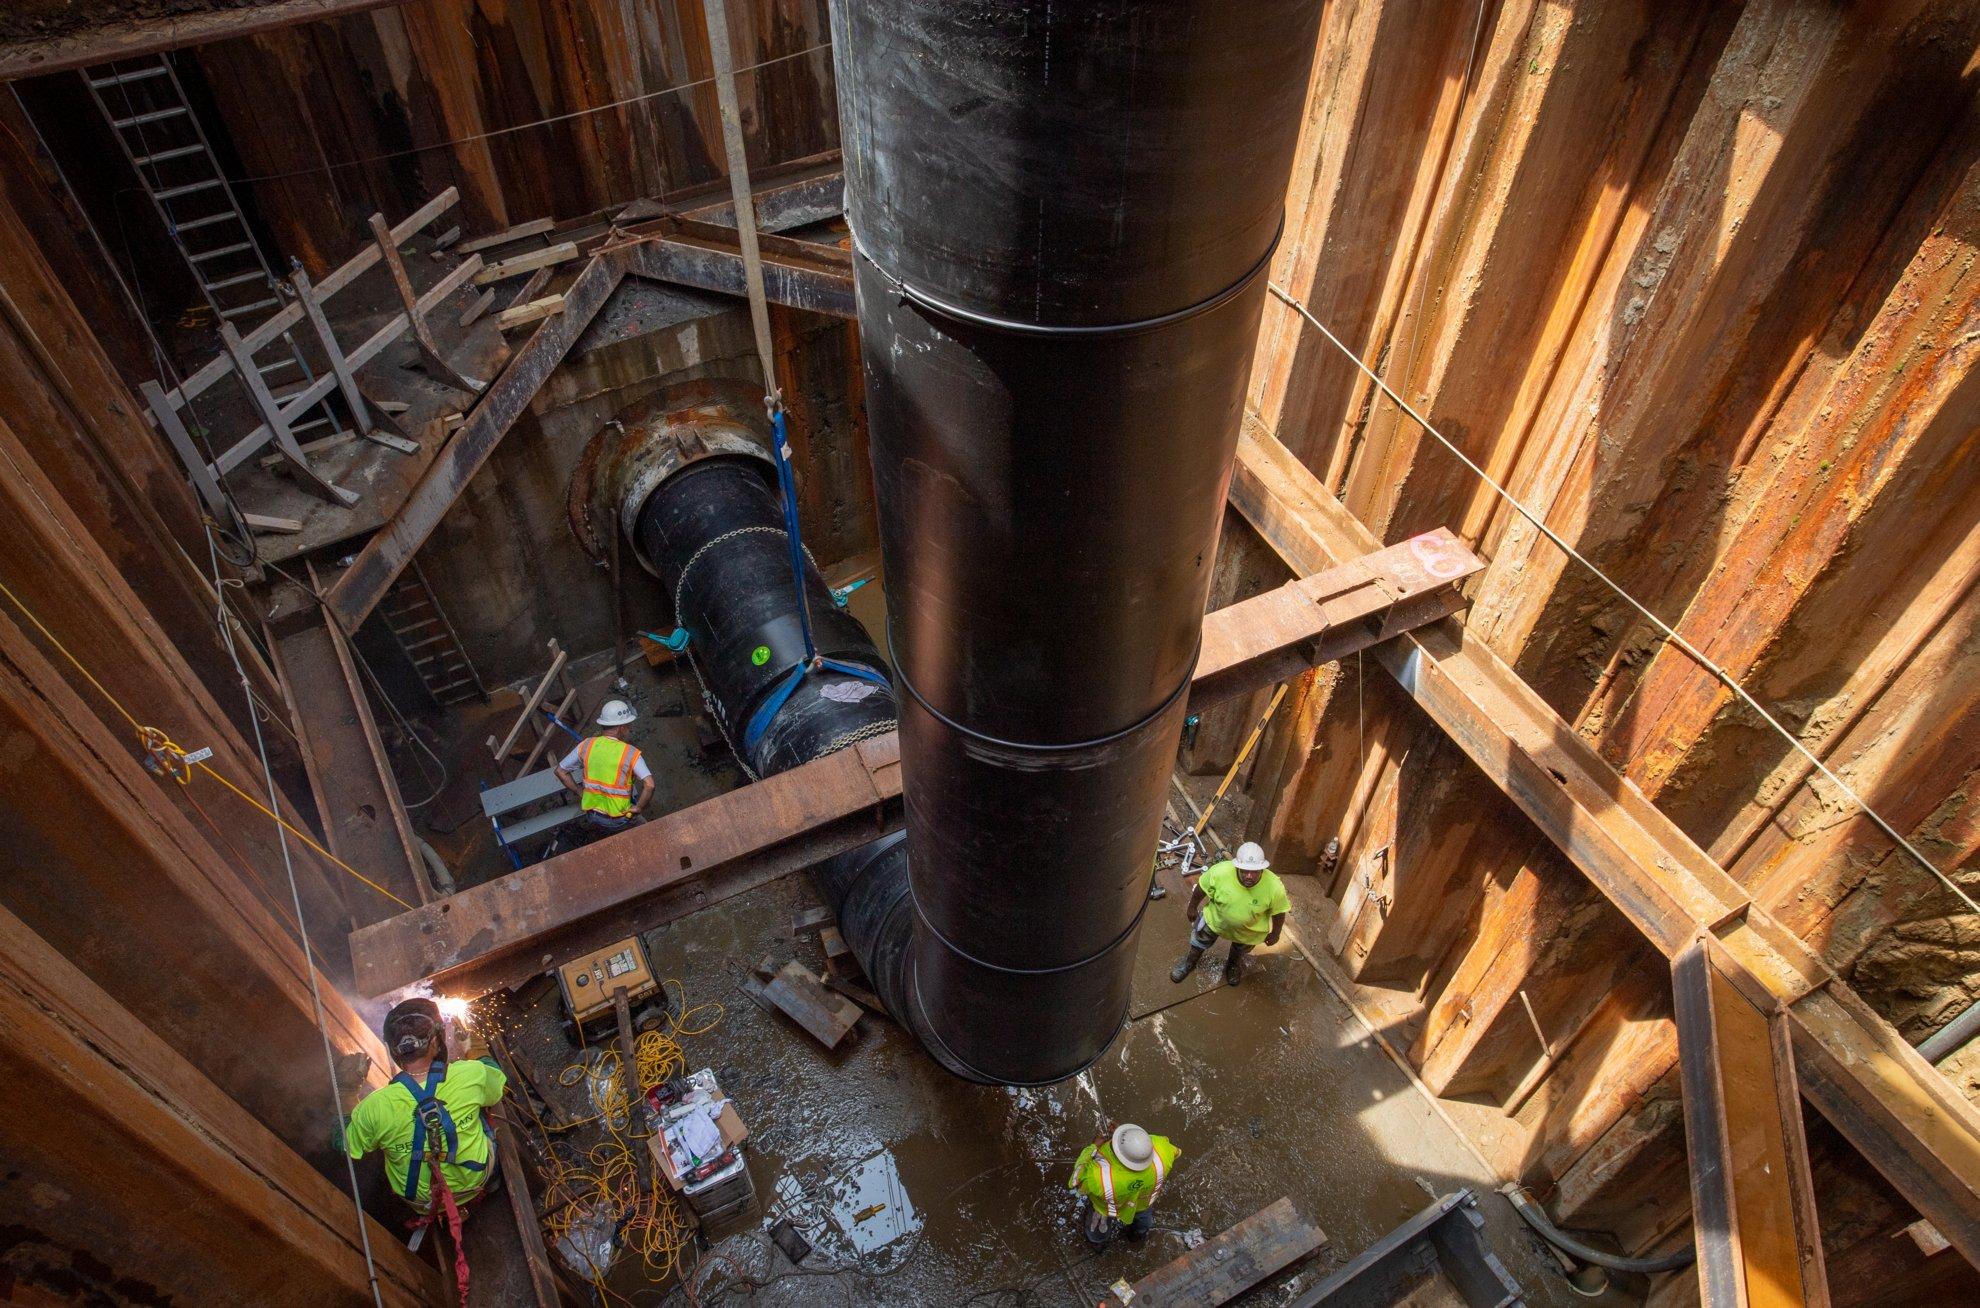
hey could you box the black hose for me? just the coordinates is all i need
[1502,1184,1696,1274]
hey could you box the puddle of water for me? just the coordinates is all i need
[772,1147,924,1268]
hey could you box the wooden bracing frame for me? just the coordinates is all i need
[1229,421,1980,1294]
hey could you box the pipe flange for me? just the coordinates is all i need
[566,377,777,576]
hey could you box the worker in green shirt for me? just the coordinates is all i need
[346,997,506,1214]
[1068,1123,1180,1246]
[1171,841,1289,986]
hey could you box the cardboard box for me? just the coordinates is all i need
[649,1099,747,1193]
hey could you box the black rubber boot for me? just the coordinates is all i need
[1224,944,1252,986]
[1170,945,1206,984]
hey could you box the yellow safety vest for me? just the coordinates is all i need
[578,736,640,817]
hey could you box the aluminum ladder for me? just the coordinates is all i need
[379,559,486,707]
[82,53,330,432]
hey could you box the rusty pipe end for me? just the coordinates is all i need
[566,377,777,576]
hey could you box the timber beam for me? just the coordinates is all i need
[349,531,1481,999]
[1673,936,1829,1307]
[1229,418,1980,1269]
[0,1,409,80]
[614,216,856,318]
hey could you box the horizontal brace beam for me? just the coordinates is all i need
[0,0,411,80]
[613,218,855,317]
[349,531,1479,998]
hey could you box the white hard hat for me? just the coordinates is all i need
[596,699,637,727]
[1111,1124,1155,1170]
[1234,841,1269,871]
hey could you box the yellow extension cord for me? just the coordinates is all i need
[0,576,416,910]
[510,982,724,1299]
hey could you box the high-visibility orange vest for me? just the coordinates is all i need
[577,736,640,817]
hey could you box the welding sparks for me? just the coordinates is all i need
[435,995,472,1023]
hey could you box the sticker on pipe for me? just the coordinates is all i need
[820,681,882,704]
[751,645,772,666]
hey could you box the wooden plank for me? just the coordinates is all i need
[273,606,429,922]
[474,242,581,286]
[1130,1197,1325,1308]
[490,642,566,766]
[761,961,861,1048]
[791,906,834,935]
[326,250,627,629]
[497,294,566,331]
[0,899,435,1306]
[1672,939,1826,1308]
[458,217,558,254]
[0,0,410,79]
[1230,421,1980,1268]
[242,512,304,533]
[370,212,482,395]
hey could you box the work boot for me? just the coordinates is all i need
[1170,945,1206,984]
[1224,945,1252,987]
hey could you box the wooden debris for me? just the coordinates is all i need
[1130,1197,1324,1307]
[457,288,497,328]
[459,217,557,254]
[473,242,580,286]
[255,429,356,469]
[823,973,885,1015]
[820,925,851,965]
[432,225,462,250]
[496,294,566,332]
[241,513,303,534]
[743,960,861,1049]
[791,906,833,935]
[374,399,411,415]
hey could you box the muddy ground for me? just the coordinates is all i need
[491,846,1633,1305]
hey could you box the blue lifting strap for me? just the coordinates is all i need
[736,406,891,756]
[741,658,890,753]
[394,1062,484,1203]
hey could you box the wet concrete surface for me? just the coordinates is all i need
[491,850,1627,1306]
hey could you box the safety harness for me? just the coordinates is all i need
[1095,1146,1167,1220]
[396,1062,485,1306]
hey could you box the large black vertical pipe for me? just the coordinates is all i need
[834,0,1326,1083]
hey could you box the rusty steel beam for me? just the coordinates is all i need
[326,248,628,629]
[1230,419,1980,1271]
[350,533,1478,998]
[1674,936,1829,1308]
[0,0,410,80]
[615,217,855,318]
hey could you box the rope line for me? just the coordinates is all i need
[0,576,414,910]
[213,40,835,188]
[200,531,388,1308]
[1266,282,1980,919]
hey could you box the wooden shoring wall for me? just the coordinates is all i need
[1236,0,1980,1290]
[191,0,840,272]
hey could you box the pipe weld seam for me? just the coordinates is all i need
[906,873,1156,979]
[888,621,1199,754]
[908,965,1121,1089]
[849,218,1284,338]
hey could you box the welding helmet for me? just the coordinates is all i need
[597,699,637,727]
[1234,842,1269,871]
